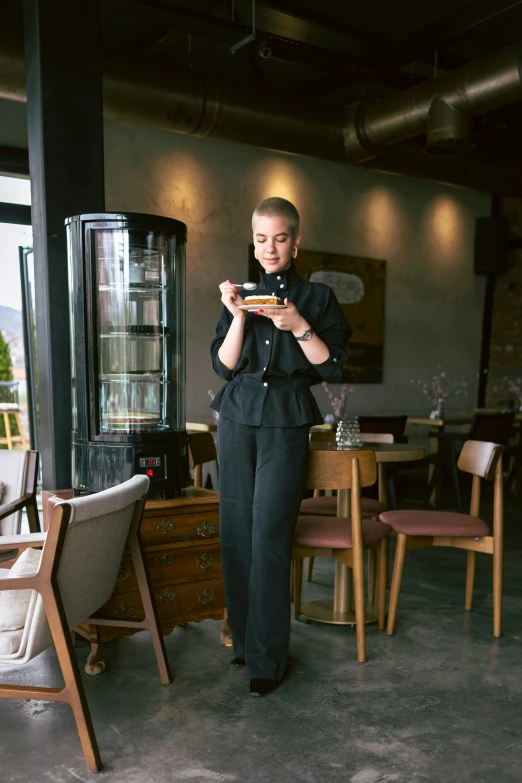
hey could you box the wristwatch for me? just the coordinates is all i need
[295,326,314,341]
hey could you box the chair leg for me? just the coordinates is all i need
[387,533,408,636]
[465,551,476,611]
[351,547,366,663]
[306,557,314,582]
[386,475,397,510]
[293,558,303,620]
[368,549,377,604]
[129,535,173,684]
[44,591,102,771]
[448,440,463,513]
[493,544,503,638]
[377,537,388,630]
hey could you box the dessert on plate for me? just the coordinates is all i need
[243,295,282,306]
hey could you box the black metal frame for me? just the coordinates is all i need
[0,202,31,226]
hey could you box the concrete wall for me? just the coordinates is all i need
[0,99,491,422]
[103,120,490,421]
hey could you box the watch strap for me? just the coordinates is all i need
[296,326,314,341]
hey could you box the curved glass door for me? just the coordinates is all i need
[94,228,172,433]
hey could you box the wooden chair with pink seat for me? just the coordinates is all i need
[292,448,390,663]
[380,440,504,637]
[302,431,393,586]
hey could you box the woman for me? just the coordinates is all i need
[210,197,352,697]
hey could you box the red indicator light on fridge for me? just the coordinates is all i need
[147,469,154,478]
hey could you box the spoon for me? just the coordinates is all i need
[234,282,257,291]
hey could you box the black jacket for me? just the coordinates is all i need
[210,264,352,427]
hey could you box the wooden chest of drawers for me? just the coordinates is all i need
[42,487,224,662]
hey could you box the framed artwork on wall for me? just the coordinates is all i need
[248,246,386,383]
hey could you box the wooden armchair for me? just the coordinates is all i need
[0,474,172,772]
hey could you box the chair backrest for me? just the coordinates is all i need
[457,440,503,480]
[358,415,408,443]
[360,433,394,444]
[0,450,29,536]
[22,475,149,664]
[305,449,377,491]
[188,432,217,468]
[468,412,515,447]
[188,432,217,488]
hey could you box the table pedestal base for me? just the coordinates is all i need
[299,599,380,626]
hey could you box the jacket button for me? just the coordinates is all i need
[263,366,267,371]
[277,275,281,280]
[263,382,268,387]
[265,340,270,345]
[280,284,284,288]
[333,358,337,362]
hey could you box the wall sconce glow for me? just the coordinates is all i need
[427,195,464,255]
[358,187,404,255]
[155,152,214,223]
[253,157,309,208]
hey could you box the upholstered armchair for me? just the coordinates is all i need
[0,474,171,772]
[0,450,39,535]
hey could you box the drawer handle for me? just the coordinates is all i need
[198,588,216,605]
[158,588,177,604]
[196,553,214,570]
[155,554,173,567]
[155,519,173,535]
[117,566,133,583]
[114,602,135,619]
[196,521,215,538]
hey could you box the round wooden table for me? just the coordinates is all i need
[301,441,425,626]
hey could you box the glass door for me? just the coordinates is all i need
[93,228,173,433]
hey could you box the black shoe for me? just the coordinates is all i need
[231,657,246,666]
[249,678,279,697]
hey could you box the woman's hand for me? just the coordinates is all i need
[256,298,308,336]
[219,280,245,318]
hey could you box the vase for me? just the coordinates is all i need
[429,397,446,420]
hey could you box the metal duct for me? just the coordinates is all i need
[1,36,522,193]
[343,43,522,162]
[426,97,473,154]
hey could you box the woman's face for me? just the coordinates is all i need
[253,215,301,275]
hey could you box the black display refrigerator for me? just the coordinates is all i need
[66,212,190,497]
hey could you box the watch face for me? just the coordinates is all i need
[298,328,313,341]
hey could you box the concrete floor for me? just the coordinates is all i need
[2,492,522,783]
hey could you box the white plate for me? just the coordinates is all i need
[239,304,287,311]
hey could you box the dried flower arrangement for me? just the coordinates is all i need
[411,370,468,419]
[321,382,354,422]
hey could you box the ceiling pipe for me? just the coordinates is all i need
[1,37,522,193]
[343,43,522,162]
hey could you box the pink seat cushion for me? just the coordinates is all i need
[379,510,489,537]
[293,516,390,549]
[300,496,386,518]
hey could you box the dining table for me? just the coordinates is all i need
[302,440,425,626]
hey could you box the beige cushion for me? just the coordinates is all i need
[0,548,41,631]
[0,628,24,655]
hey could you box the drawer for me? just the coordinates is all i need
[96,576,225,625]
[114,543,222,594]
[140,511,219,545]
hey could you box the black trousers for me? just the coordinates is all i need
[217,417,310,680]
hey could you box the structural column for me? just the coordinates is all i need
[24,0,105,489]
